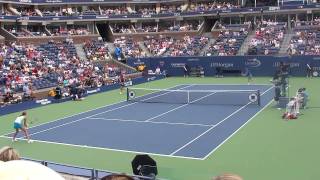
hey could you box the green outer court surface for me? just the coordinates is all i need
[0,77,319,180]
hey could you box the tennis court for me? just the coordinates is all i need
[6,83,274,159]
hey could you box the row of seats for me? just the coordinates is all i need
[248,21,286,55]
[6,1,241,17]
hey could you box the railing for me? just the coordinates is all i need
[22,157,155,180]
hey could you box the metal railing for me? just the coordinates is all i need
[22,157,155,180]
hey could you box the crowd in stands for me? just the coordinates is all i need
[295,17,320,26]
[100,6,129,15]
[159,4,182,14]
[161,21,201,32]
[0,40,121,106]
[81,7,100,16]
[4,24,91,37]
[248,20,286,55]
[113,20,201,34]
[136,23,158,33]
[135,6,157,15]
[41,7,61,16]
[144,35,209,56]
[1,1,244,18]
[83,40,110,61]
[16,6,37,16]
[288,17,320,55]
[111,23,134,34]
[48,26,91,36]
[206,23,249,56]
[114,37,145,58]
[144,36,171,56]
[61,7,79,16]
[188,1,240,12]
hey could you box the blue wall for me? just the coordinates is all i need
[128,56,320,76]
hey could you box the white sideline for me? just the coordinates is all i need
[201,98,275,160]
[0,135,203,161]
[170,85,274,156]
[1,83,275,160]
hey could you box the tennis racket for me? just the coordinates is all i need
[29,117,40,125]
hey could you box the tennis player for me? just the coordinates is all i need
[243,68,253,84]
[119,71,126,94]
[12,112,32,143]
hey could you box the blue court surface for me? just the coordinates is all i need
[8,84,274,160]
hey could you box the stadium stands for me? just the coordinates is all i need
[114,37,145,58]
[100,5,129,15]
[144,35,209,56]
[207,22,249,56]
[0,40,124,105]
[188,0,240,12]
[288,18,320,55]
[1,0,320,179]
[83,40,110,61]
[248,21,286,55]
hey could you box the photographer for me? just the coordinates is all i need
[54,86,62,100]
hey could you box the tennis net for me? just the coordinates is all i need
[127,87,261,106]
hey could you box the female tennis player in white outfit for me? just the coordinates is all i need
[12,112,32,143]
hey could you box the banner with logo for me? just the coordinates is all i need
[127,56,320,77]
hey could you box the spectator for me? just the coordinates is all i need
[155,67,161,75]
[144,35,208,57]
[0,160,65,180]
[55,86,62,99]
[0,146,20,162]
[248,20,286,55]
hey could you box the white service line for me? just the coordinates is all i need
[88,117,212,127]
[170,85,274,156]
[145,91,217,122]
[1,84,184,137]
[27,85,193,137]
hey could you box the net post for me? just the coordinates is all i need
[126,88,129,101]
[257,90,261,106]
[187,91,190,104]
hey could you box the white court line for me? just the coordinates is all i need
[1,84,185,137]
[0,135,203,161]
[201,97,275,160]
[145,91,217,122]
[27,85,193,137]
[1,84,275,160]
[88,117,212,127]
[170,85,274,156]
